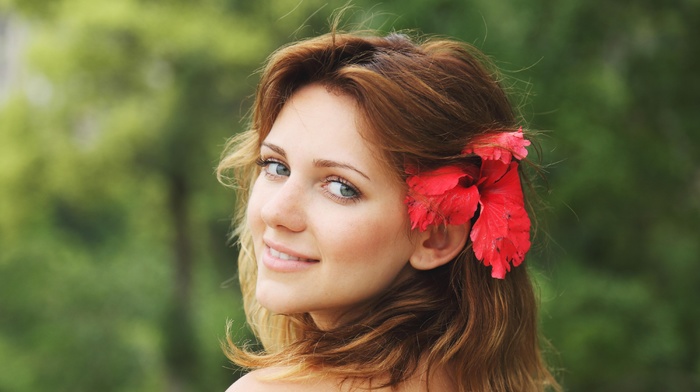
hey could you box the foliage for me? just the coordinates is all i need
[0,0,698,391]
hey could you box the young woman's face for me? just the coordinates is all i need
[247,84,418,328]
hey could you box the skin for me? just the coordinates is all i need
[226,365,457,392]
[246,83,420,329]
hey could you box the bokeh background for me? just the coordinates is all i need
[1,0,698,391]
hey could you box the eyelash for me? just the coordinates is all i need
[255,157,288,180]
[255,157,362,204]
[322,176,362,204]
[255,157,279,170]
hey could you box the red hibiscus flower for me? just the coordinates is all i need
[404,128,532,279]
[405,166,480,231]
[470,160,531,279]
[462,127,530,163]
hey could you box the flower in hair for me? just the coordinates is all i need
[405,128,531,279]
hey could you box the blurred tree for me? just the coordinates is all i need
[507,1,700,390]
[0,0,273,390]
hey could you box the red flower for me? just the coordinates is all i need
[405,166,479,231]
[405,128,532,279]
[462,127,530,163]
[470,160,531,279]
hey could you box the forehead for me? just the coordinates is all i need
[269,84,359,142]
[264,84,397,175]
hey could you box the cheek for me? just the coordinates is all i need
[330,208,413,265]
[322,218,414,303]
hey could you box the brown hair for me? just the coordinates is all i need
[218,31,559,391]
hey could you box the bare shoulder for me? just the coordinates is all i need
[225,369,300,392]
[225,370,268,392]
[225,368,343,392]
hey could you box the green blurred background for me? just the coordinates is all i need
[0,0,698,391]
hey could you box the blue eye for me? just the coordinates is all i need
[326,179,360,200]
[268,162,290,176]
[257,159,290,177]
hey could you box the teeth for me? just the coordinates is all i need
[269,247,306,261]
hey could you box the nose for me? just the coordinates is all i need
[260,178,307,233]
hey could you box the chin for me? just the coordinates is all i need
[255,288,301,315]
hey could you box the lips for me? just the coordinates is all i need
[269,247,316,262]
[262,240,319,272]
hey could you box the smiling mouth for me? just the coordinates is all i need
[268,247,318,262]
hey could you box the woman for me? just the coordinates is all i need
[218,30,559,391]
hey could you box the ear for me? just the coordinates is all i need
[409,223,471,271]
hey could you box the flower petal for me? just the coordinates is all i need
[406,166,470,196]
[439,185,480,226]
[470,161,531,279]
[462,127,530,164]
[405,166,479,231]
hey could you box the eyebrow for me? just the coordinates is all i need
[262,142,286,158]
[262,142,371,181]
[314,159,371,181]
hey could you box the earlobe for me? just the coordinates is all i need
[409,223,471,271]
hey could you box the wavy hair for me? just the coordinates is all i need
[217,30,559,392]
